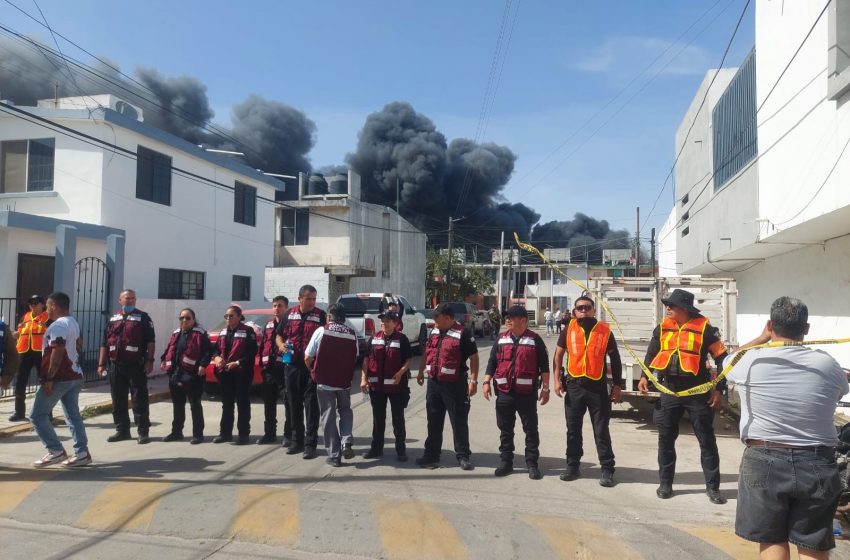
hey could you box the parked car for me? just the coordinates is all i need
[203,309,270,394]
[336,293,427,353]
[443,302,491,337]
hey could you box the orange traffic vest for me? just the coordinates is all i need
[649,316,709,375]
[566,319,611,381]
[16,310,48,353]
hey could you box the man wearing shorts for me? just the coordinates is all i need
[729,297,849,559]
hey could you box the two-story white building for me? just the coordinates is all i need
[671,0,850,365]
[0,94,280,353]
[264,169,427,307]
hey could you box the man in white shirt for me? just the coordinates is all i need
[543,308,553,335]
[729,296,849,559]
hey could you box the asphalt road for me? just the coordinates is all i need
[1,335,849,559]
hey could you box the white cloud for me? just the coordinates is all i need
[571,36,714,77]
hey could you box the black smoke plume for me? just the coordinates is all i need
[347,102,540,249]
[0,35,314,176]
[532,213,631,263]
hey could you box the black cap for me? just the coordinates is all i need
[378,311,400,322]
[27,294,45,304]
[505,305,528,318]
[661,289,700,315]
[434,303,454,317]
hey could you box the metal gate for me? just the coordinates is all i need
[73,257,110,383]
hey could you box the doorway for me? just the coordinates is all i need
[16,253,54,321]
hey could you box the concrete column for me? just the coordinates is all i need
[54,225,78,305]
[106,234,125,309]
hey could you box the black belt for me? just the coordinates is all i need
[746,439,832,451]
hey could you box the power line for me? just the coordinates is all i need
[0,101,441,235]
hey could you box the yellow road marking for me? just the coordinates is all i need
[76,481,171,532]
[229,486,299,546]
[681,526,759,559]
[374,499,467,560]
[526,515,642,560]
[0,469,59,514]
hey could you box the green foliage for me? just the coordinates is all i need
[425,249,494,302]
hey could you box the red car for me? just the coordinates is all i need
[203,308,273,392]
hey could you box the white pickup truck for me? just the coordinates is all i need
[587,277,738,397]
[336,293,428,354]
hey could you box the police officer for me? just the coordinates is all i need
[98,289,156,444]
[638,289,729,504]
[553,295,622,487]
[482,305,550,480]
[416,302,479,470]
[276,284,327,459]
[160,308,213,444]
[212,305,257,445]
[258,295,292,446]
[9,295,49,421]
[360,311,412,461]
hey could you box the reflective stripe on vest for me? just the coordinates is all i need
[164,327,207,372]
[648,316,709,375]
[16,311,48,353]
[493,329,539,394]
[106,311,147,363]
[565,320,611,381]
[424,323,464,382]
[366,331,404,394]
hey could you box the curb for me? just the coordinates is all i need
[0,389,171,439]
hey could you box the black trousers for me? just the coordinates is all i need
[14,350,41,416]
[654,392,720,489]
[170,378,204,437]
[369,389,408,453]
[110,361,150,433]
[285,362,319,448]
[495,389,540,466]
[564,380,615,471]
[262,364,291,439]
[219,370,252,437]
[424,379,471,461]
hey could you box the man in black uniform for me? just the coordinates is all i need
[482,305,550,480]
[416,302,479,470]
[638,289,729,504]
[98,289,156,444]
[258,295,291,446]
[553,295,622,487]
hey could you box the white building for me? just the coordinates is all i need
[671,1,850,365]
[0,94,280,350]
[264,169,427,308]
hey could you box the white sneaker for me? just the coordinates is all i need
[62,451,92,467]
[33,449,67,468]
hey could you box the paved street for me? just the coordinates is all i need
[1,336,848,559]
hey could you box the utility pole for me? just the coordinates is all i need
[634,206,640,278]
[650,227,656,278]
[506,247,514,306]
[496,231,505,311]
[446,216,454,302]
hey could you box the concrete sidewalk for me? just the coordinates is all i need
[0,374,171,437]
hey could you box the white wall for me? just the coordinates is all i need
[264,267,331,306]
[657,208,679,277]
[277,206,351,267]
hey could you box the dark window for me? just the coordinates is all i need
[0,138,55,193]
[232,275,251,301]
[158,268,205,299]
[682,210,690,222]
[234,182,256,226]
[281,208,310,245]
[712,50,757,190]
[681,193,689,205]
[681,226,690,238]
[136,145,172,205]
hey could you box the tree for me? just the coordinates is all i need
[425,249,495,302]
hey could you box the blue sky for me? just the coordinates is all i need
[2,0,755,233]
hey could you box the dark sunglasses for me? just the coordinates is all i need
[178,316,193,321]
[575,305,593,312]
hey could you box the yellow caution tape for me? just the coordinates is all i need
[513,233,850,397]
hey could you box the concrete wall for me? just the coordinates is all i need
[276,206,351,267]
[264,267,331,306]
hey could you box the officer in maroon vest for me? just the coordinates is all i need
[212,305,258,445]
[360,311,413,461]
[416,302,479,470]
[305,303,359,467]
[276,284,327,459]
[97,289,156,444]
[160,307,213,444]
[258,295,292,446]
[483,305,550,480]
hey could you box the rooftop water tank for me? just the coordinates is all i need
[307,173,328,196]
[328,173,348,195]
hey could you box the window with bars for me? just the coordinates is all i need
[232,275,251,301]
[136,145,172,205]
[158,268,205,300]
[281,208,309,245]
[712,50,757,190]
[0,138,55,193]
[234,182,257,226]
